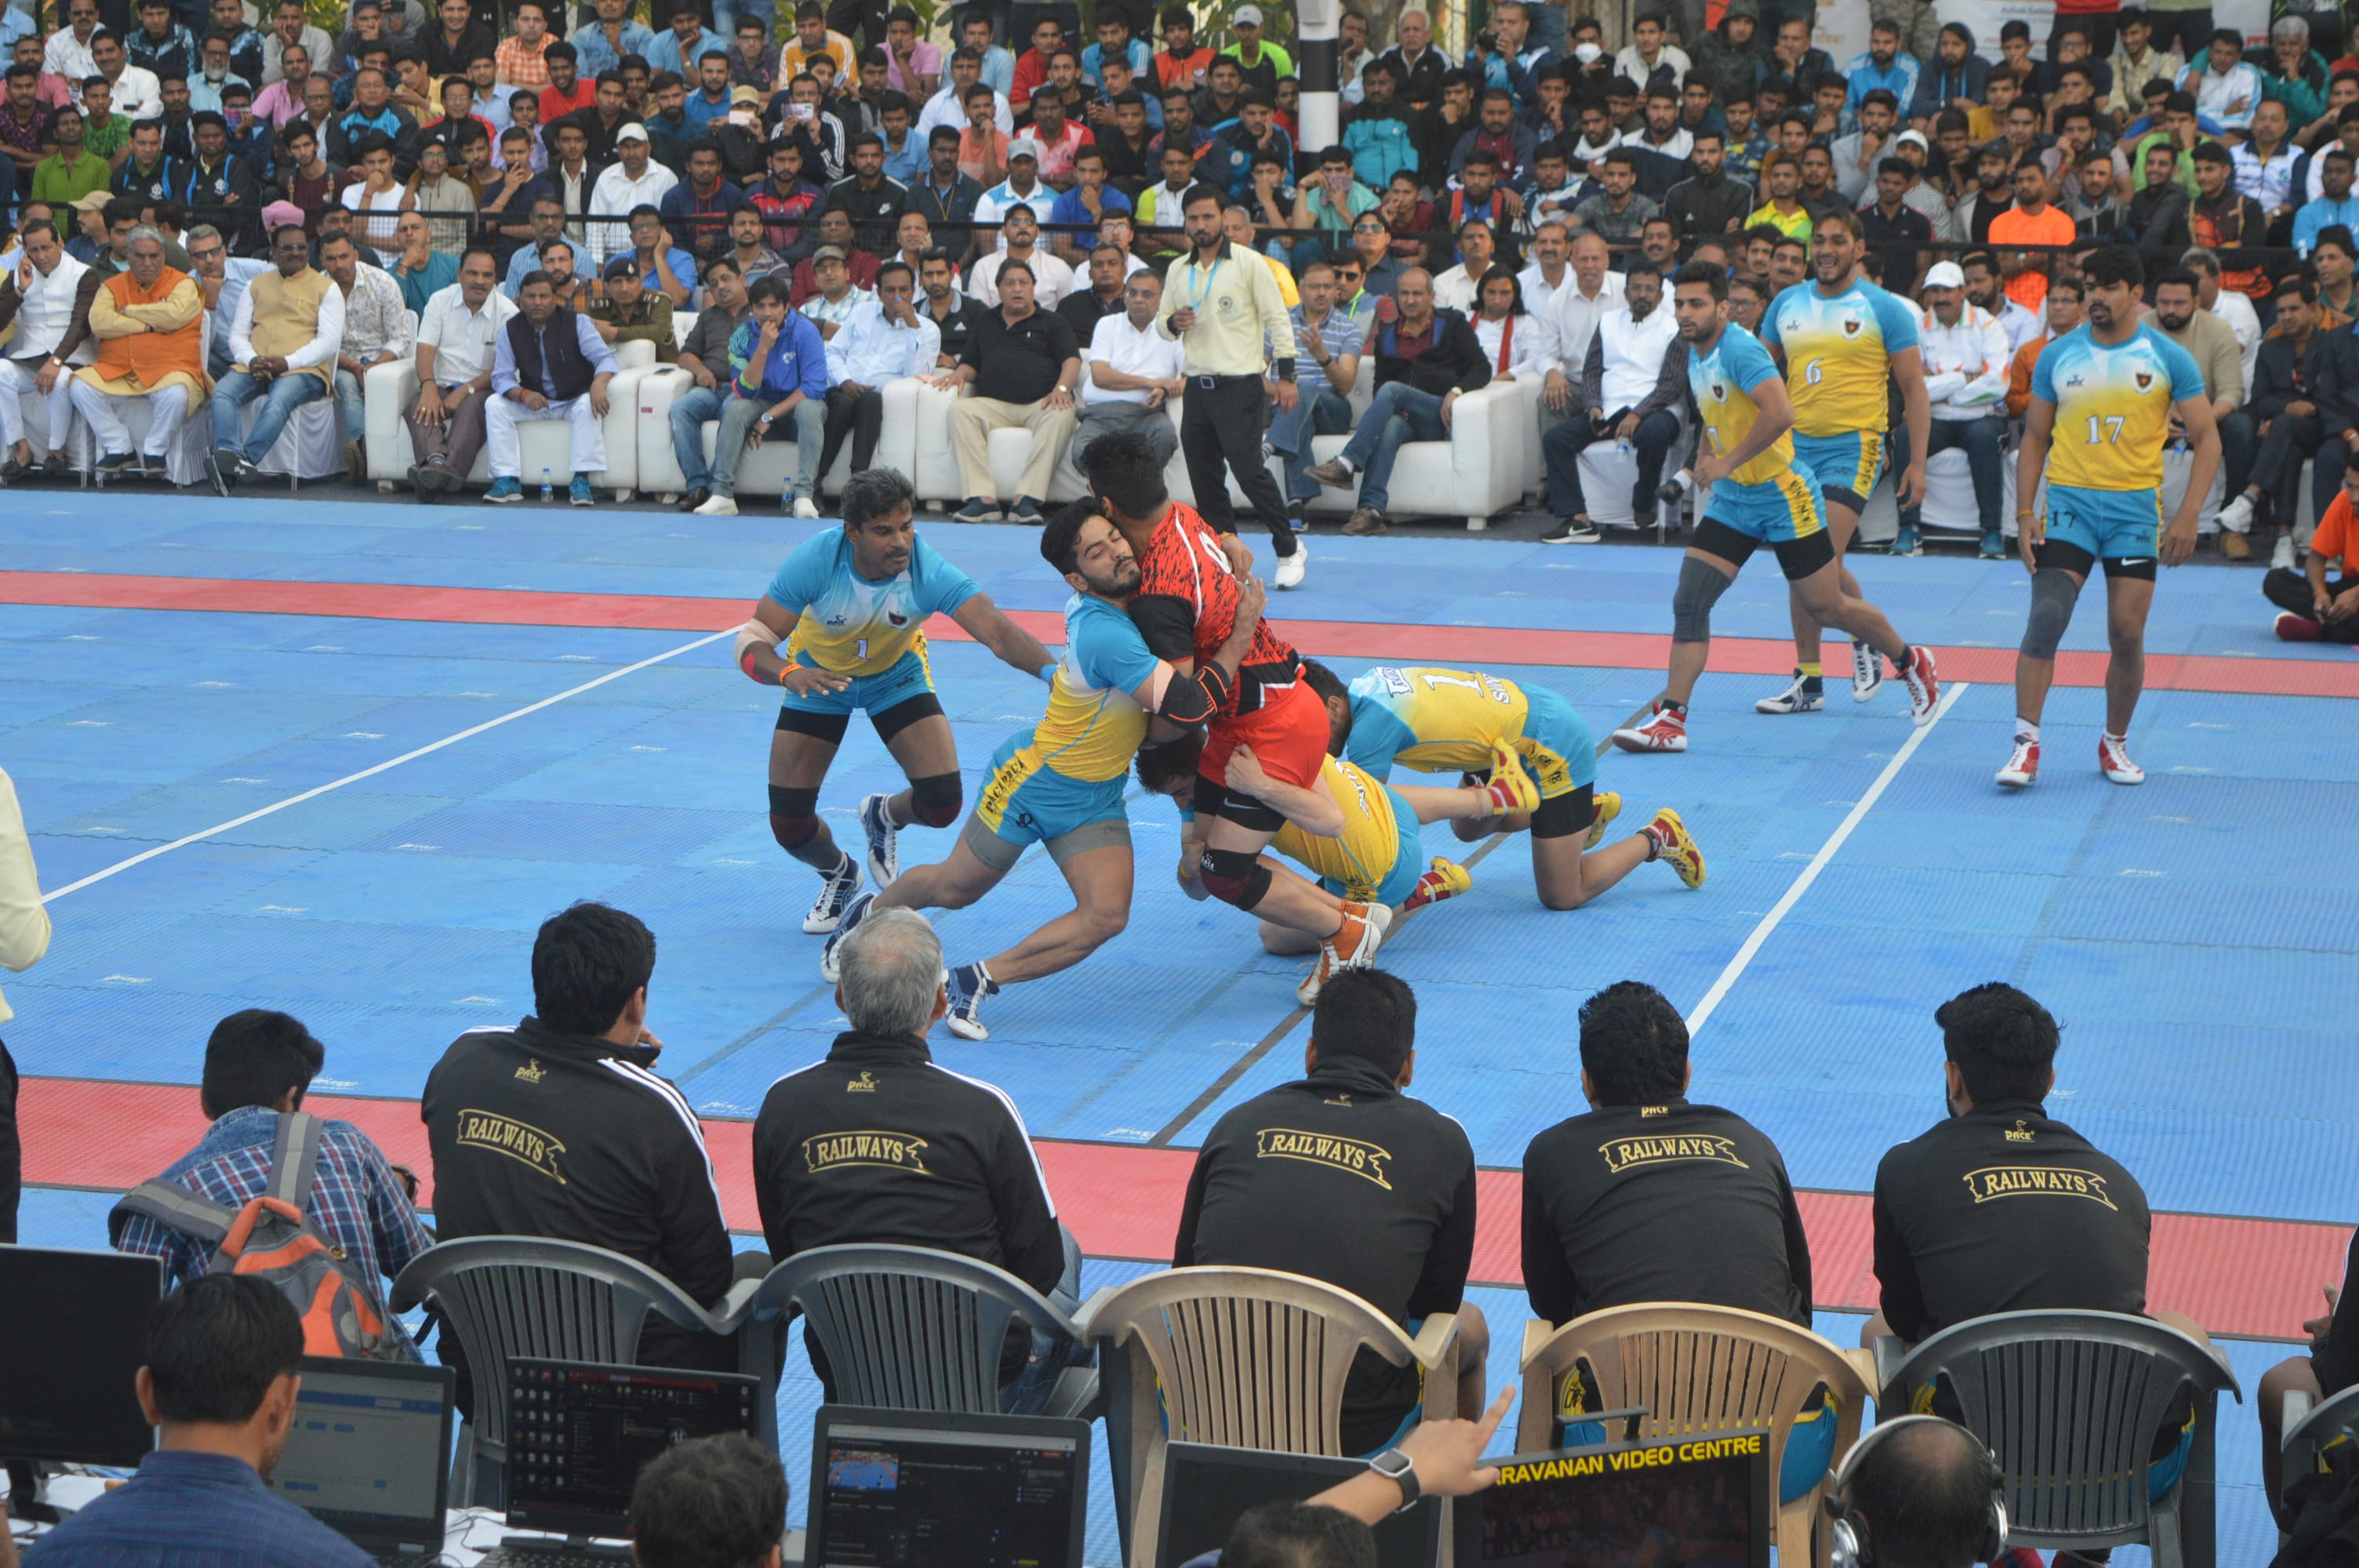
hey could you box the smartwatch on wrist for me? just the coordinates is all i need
[1368,1448,1419,1512]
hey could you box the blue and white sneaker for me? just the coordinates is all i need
[818,888,876,981]
[569,474,595,507]
[801,853,864,935]
[859,792,900,887]
[944,961,998,1040]
[482,477,522,504]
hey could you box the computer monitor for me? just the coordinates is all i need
[504,1359,762,1540]
[0,1246,162,1468]
[805,1405,1090,1568]
[1155,1442,1443,1568]
[270,1356,456,1562]
[1457,1429,1772,1568]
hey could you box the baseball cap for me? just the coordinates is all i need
[71,190,112,212]
[615,121,649,143]
[1923,260,1965,288]
[730,85,759,107]
[1894,129,1928,151]
[813,243,847,262]
[1234,3,1263,23]
[1007,135,1043,161]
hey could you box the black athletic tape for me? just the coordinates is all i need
[909,771,962,827]
[871,691,945,743]
[1199,847,1273,910]
[775,706,852,744]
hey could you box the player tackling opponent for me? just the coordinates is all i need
[732,468,1059,934]
[1754,210,1932,715]
[1612,262,1939,754]
[1299,662,1706,906]
[816,504,1267,1039]
[2001,248,2218,787]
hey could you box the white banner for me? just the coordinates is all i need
[1922,0,2275,59]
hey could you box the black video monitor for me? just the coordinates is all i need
[503,1359,762,1540]
[0,1246,162,1468]
[1156,1442,1443,1568]
[1458,1430,1772,1568]
[805,1404,1090,1568]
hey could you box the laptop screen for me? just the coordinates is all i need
[505,1359,762,1540]
[270,1357,455,1555]
[806,1406,1089,1568]
[1155,1443,1442,1568]
[1459,1431,1772,1568]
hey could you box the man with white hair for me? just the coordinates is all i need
[751,906,1090,1411]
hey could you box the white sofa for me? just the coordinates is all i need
[634,364,908,503]
[363,336,663,499]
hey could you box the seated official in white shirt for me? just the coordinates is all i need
[817,258,940,484]
[1428,216,1499,314]
[1898,259,2012,557]
[407,243,520,499]
[1069,267,1182,471]
[965,205,1073,307]
[0,217,94,476]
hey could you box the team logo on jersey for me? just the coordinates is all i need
[1841,316,1863,337]
[1255,1128,1393,1189]
[2005,1120,2035,1142]
[847,1071,878,1094]
[2065,375,2085,387]
[804,1131,931,1174]
[455,1109,567,1184]
[2135,371,2154,390]
[514,1058,545,1083]
[1710,382,1726,401]
[1598,1134,1748,1174]
[1961,1165,2117,1208]
[1376,666,1412,696]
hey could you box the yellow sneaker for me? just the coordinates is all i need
[1481,739,1539,815]
[1587,790,1623,848]
[1647,808,1706,889]
[1401,856,1472,913]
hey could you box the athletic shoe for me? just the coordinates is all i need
[1852,640,1883,704]
[2273,533,2299,572]
[953,496,999,523]
[801,854,864,934]
[1008,496,1046,526]
[1587,790,1623,849]
[2214,492,2256,536]
[1891,522,1921,556]
[693,492,740,516]
[207,447,239,495]
[2099,734,2145,786]
[1611,702,1688,753]
[859,791,900,887]
[944,961,998,1040]
[1274,549,1307,590]
[1995,737,2040,788]
[1481,739,1539,815]
[2277,609,2324,641]
[1286,500,1307,532]
[1644,808,1706,888]
[817,888,875,982]
[569,474,595,506]
[482,477,522,503]
[792,495,820,519]
[1979,532,2007,560]
[1297,901,1393,1006]
[1540,517,1602,544]
[1399,856,1471,913]
[1754,670,1825,714]
[1901,645,1939,725]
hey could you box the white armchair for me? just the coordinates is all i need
[634,368,921,502]
[364,338,663,498]
[1296,376,1538,530]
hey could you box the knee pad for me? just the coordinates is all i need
[909,771,962,828]
[769,785,820,849]
[1671,556,1733,644]
[2019,568,2081,660]
[1198,846,1274,911]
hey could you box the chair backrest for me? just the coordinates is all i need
[2282,1381,2359,1513]
[754,1243,1077,1414]
[1882,1310,2241,1548]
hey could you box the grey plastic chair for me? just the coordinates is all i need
[389,1236,760,1509]
[1876,1309,2243,1568]
[2279,1381,2359,1525]
[740,1243,1100,1444]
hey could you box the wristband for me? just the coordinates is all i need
[1037,659,1058,684]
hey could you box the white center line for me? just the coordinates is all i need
[41,630,732,904]
[1685,681,1972,1040]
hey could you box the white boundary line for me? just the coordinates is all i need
[40,630,733,904]
[1685,681,1973,1040]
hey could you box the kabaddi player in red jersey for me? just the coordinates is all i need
[1078,432,1390,1001]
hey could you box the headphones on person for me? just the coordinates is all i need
[1822,1414,2009,1568]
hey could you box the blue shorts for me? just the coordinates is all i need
[1793,430,1884,508]
[2044,482,2162,563]
[1518,684,1599,801]
[1702,462,1828,544]
[965,734,1130,870]
[778,645,936,719]
[1318,783,1426,909]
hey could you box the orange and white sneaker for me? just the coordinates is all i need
[2098,734,2145,785]
[1481,740,1539,815]
[1587,790,1623,848]
[1901,645,1940,725]
[1612,702,1688,753]
[1400,857,1471,914]
[1297,901,1394,1005]
[1642,808,1706,888]
[1995,736,2040,788]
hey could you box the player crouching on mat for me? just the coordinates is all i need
[1298,660,1706,906]
[734,466,1059,935]
[2001,247,2219,789]
[1613,262,1939,755]
[820,503,1267,1040]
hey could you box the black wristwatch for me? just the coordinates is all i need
[1368,1448,1419,1512]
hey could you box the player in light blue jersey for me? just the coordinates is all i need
[734,468,1059,936]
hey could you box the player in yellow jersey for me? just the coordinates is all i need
[2001,248,2218,789]
[1613,262,1939,753]
[1754,210,1932,714]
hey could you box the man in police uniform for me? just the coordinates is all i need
[1172,969,1482,1454]
[751,907,1086,1412]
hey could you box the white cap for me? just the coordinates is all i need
[615,122,649,143]
[1234,3,1263,23]
[1894,129,1928,151]
[1007,136,1043,161]
[1923,260,1965,289]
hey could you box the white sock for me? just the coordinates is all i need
[2015,720,2040,743]
[2103,730,2127,746]
[1333,455,1355,474]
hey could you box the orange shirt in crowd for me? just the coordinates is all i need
[1987,203,2075,310]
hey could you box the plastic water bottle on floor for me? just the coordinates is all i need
[540,465,553,503]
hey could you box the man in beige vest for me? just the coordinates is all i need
[206,222,346,492]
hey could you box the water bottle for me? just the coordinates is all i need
[540,465,553,504]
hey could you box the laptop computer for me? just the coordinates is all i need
[485,1358,763,1565]
[268,1356,456,1565]
[1456,1428,1772,1568]
[1154,1442,1444,1568]
[805,1404,1090,1568]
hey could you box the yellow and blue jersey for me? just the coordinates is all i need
[2030,325,2206,493]
[1342,665,1531,778]
[1760,278,1920,437]
[1274,756,1418,906]
[764,528,980,677]
[1027,592,1160,783]
[1687,324,1796,488]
